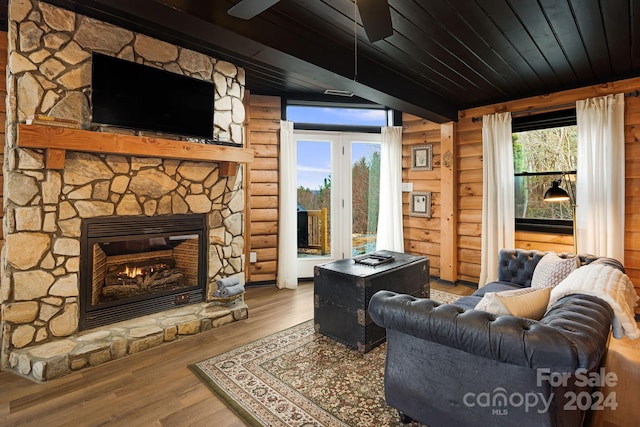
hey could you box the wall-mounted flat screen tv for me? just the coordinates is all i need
[91,52,215,139]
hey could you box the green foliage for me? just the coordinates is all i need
[513,133,524,173]
[367,151,380,233]
[352,151,380,234]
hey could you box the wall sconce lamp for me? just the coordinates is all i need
[543,174,577,253]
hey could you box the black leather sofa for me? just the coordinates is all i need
[369,249,619,427]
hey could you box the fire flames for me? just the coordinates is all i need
[120,263,169,279]
[123,265,144,278]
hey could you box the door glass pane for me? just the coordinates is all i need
[297,140,331,258]
[351,142,381,256]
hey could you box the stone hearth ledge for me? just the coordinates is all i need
[6,298,248,382]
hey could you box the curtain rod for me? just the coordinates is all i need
[470,89,639,122]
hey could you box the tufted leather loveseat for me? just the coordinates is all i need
[369,248,619,427]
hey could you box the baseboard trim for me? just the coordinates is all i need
[246,280,276,287]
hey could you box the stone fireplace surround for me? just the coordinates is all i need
[1,0,251,381]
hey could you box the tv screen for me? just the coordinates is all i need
[91,52,215,139]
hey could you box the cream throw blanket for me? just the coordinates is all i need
[548,263,640,339]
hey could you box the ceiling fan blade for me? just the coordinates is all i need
[357,0,393,42]
[227,0,280,20]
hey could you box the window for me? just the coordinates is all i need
[287,105,387,126]
[513,109,577,234]
[285,100,391,132]
[287,100,386,276]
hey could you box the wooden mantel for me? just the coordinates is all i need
[17,124,254,176]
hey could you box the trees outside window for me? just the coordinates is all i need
[297,147,380,256]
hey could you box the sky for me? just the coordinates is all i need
[290,106,385,190]
[287,106,387,126]
[297,141,332,190]
[296,141,380,190]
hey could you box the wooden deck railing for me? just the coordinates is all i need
[304,208,329,255]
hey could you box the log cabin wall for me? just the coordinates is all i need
[403,76,640,297]
[401,117,443,279]
[245,94,281,284]
[245,78,640,297]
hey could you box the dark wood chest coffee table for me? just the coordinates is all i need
[313,250,429,353]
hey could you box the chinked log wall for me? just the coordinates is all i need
[245,94,281,283]
[403,76,640,297]
[401,119,457,280]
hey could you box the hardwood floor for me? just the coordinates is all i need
[2,280,634,427]
[0,280,469,427]
[0,284,314,427]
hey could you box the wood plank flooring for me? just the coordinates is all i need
[0,284,314,427]
[0,280,469,427]
[4,280,634,427]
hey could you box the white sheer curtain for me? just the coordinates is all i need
[575,93,625,261]
[376,126,404,252]
[479,112,515,286]
[277,121,298,289]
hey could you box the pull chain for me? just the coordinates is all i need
[354,0,358,82]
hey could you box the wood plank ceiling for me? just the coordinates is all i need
[30,0,640,122]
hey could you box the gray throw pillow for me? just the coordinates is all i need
[531,252,580,289]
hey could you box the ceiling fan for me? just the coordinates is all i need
[227,0,393,42]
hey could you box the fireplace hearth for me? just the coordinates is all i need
[80,214,207,330]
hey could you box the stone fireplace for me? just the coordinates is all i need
[1,0,252,381]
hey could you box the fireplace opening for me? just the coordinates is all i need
[80,214,207,330]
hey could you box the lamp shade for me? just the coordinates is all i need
[543,180,570,202]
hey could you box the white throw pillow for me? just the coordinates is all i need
[475,287,551,320]
[531,253,580,289]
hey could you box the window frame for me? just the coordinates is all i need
[284,98,397,133]
[512,109,577,235]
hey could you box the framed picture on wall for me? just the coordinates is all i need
[411,144,433,171]
[410,192,432,218]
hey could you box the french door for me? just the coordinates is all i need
[295,130,381,278]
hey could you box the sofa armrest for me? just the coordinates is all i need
[369,290,613,372]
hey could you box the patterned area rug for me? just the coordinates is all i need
[430,288,462,304]
[190,290,461,427]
